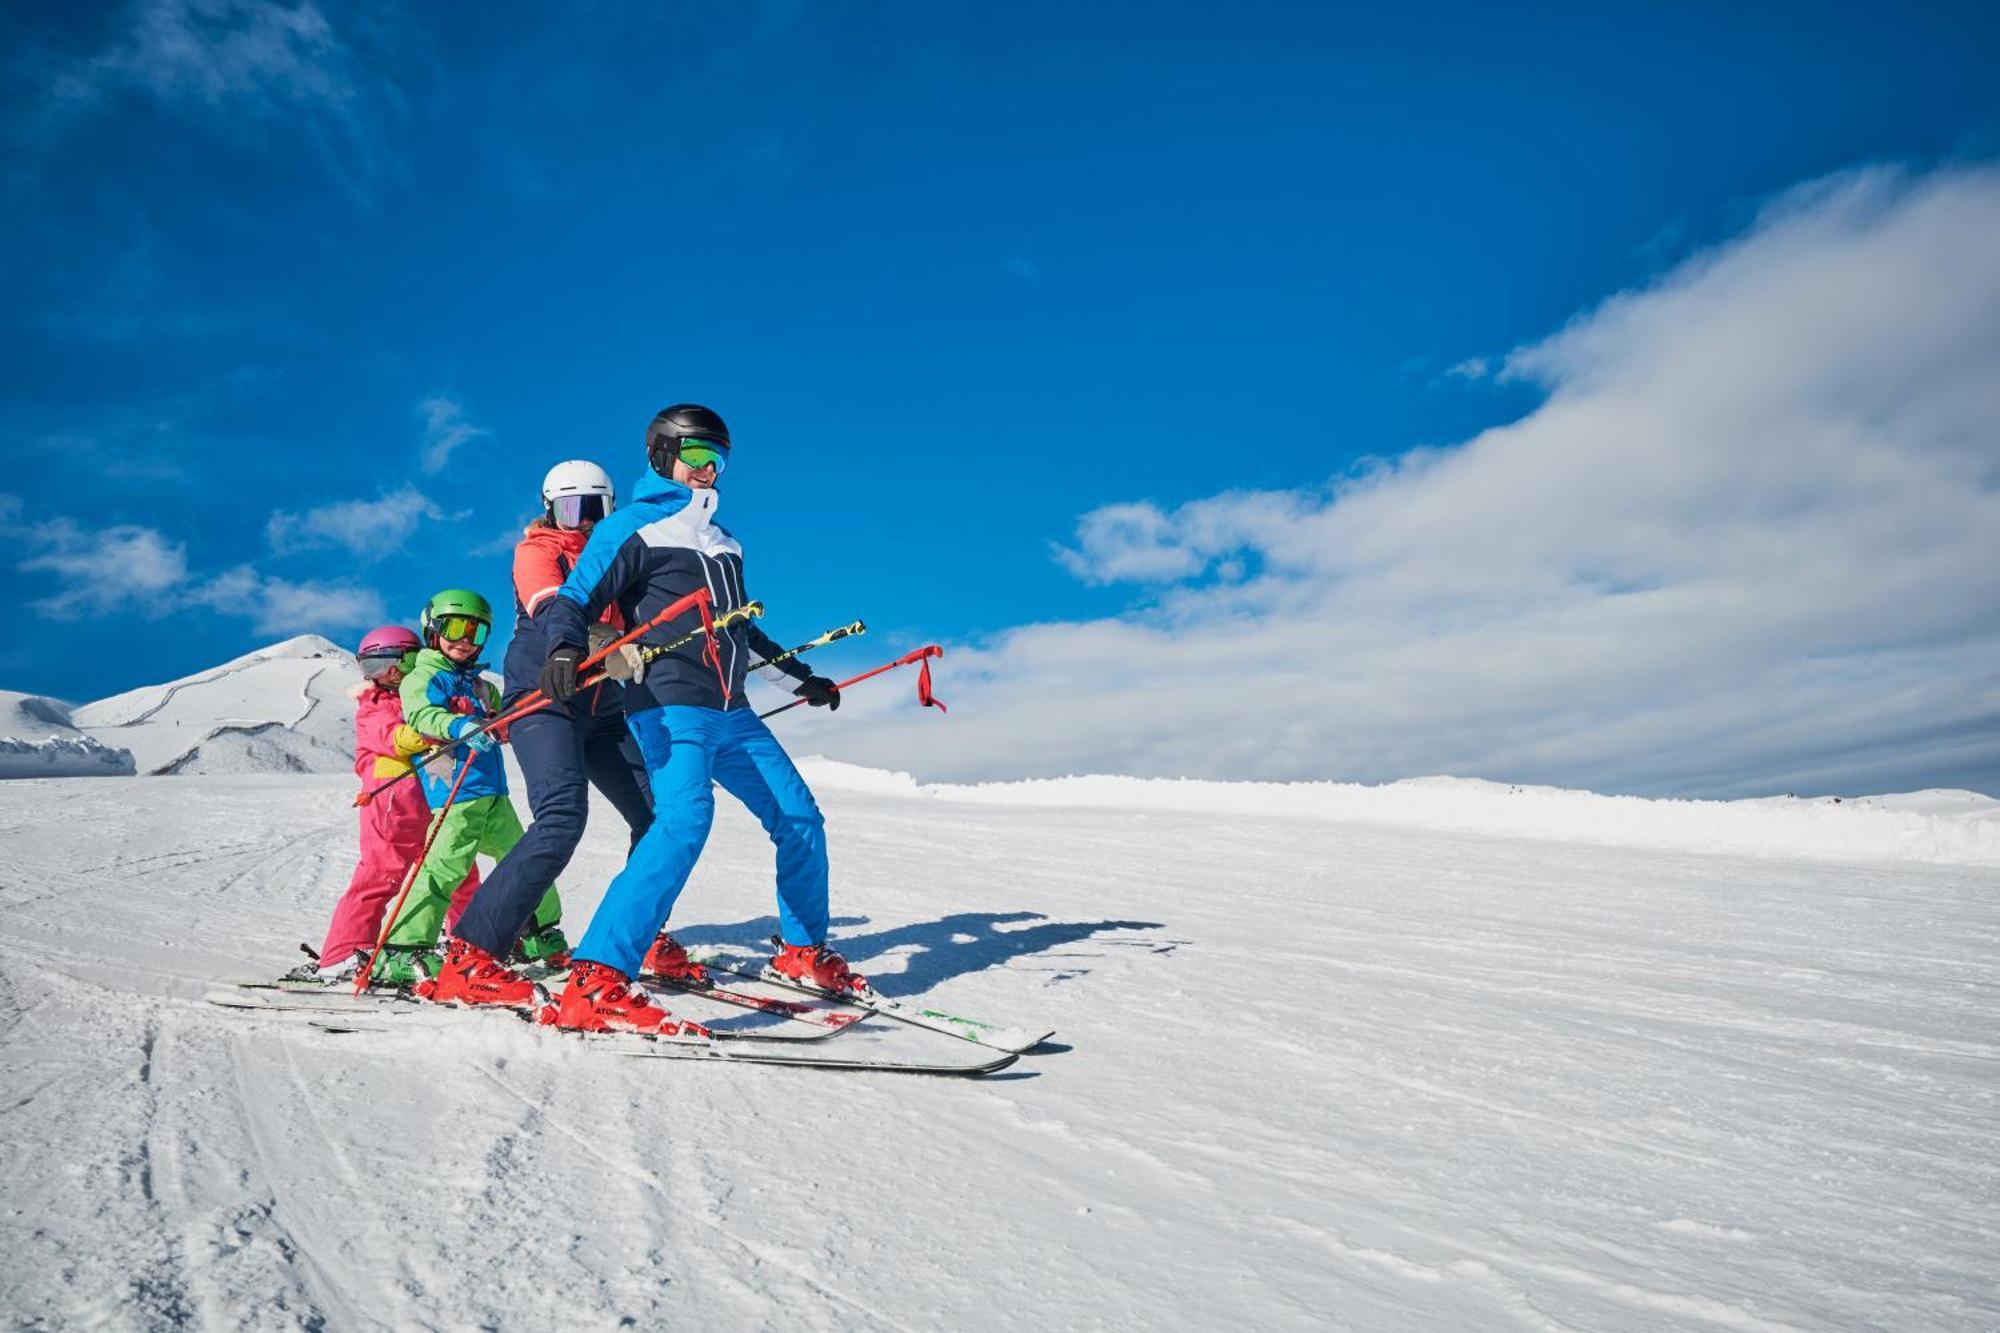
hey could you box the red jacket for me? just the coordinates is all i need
[513,524,624,629]
[510,523,624,716]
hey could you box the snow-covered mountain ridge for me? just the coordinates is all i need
[0,690,136,778]
[799,760,2000,867]
[70,634,360,775]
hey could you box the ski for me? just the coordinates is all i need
[640,971,864,1032]
[690,949,1054,1053]
[212,983,422,1014]
[292,1016,1017,1075]
[209,980,842,1042]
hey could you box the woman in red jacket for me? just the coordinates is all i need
[424,461,655,1002]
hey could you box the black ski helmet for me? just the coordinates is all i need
[646,404,731,478]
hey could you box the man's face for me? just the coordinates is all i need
[670,438,727,490]
[672,455,718,489]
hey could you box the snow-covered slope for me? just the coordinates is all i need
[72,635,360,775]
[0,766,1993,1329]
[799,763,2000,866]
[0,689,135,778]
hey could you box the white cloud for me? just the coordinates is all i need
[16,518,190,619]
[267,485,442,558]
[821,164,2000,797]
[186,565,383,632]
[418,396,489,474]
[3,500,381,634]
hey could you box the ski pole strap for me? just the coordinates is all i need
[758,644,946,720]
[698,596,729,705]
[748,619,866,675]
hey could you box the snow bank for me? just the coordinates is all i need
[72,635,360,775]
[0,690,135,778]
[797,760,2000,866]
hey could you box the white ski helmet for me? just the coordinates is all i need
[541,460,615,529]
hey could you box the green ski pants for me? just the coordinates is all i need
[386,794,560,947]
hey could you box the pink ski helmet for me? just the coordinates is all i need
[357,625,421,659]
[357,625,420,681]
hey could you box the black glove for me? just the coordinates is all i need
[539,645,585,702]
[794,676,841,711]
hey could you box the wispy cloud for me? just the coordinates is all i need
[2,497,381,633]
[267,485,443,558]
[418,396,489,474]
[827,164,2000,798]
[185,564,384,633]
[28,0,404,196]
[16,517,190,618]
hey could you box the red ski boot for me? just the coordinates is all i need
[767,937,871,995]
[538,961,710,1037]
[640,932,707,985]
[418,938,544,1009]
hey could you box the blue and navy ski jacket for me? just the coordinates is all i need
[542,470,814,715]
[397,648,509,806]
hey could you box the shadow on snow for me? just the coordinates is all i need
[671,911,1168,997]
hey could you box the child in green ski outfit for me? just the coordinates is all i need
[373,588,569,987]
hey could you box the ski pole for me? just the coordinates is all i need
[748,619,866,675]
[355,749,476,994]
[759,645,946,720]
[636,601,763,665]
[354,587,715,807]
[493,599,761,736]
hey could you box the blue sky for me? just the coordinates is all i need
[4,1,1999,795]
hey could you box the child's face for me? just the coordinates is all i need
[376,664,406,687]
[439,634,481,665]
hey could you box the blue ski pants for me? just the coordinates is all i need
[574,704,829,978]
[452,705,653,958]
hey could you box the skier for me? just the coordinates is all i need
[284,625,480,982]
[422,462,658,1007]
[370,589,567,987]
[533,404,853,1034]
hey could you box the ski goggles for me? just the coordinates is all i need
[433,614,490,646]
[549,493,612,529]
[676,438,729,475]
[358,651,408,680]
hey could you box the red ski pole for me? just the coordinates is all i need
[759,645,946,720]
[354,587,715,807]
[354,749,476,995]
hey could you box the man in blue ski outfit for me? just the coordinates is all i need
[535,404,863,1035]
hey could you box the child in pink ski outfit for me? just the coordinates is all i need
[289,626,479,982]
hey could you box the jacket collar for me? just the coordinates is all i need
[630,469,720,524]
[522,521,588,555]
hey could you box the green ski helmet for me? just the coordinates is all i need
[421,588,493,649]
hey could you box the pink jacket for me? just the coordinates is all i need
[351,680,415,783]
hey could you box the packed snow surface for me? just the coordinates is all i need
[72,635,360,775]
[0,765,1994,1329]
[0,689,134,778]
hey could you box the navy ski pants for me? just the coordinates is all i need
[452,705,653,958]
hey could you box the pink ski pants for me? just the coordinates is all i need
[319,783,478,966]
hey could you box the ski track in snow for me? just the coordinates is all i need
[0,773,1996,1329]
